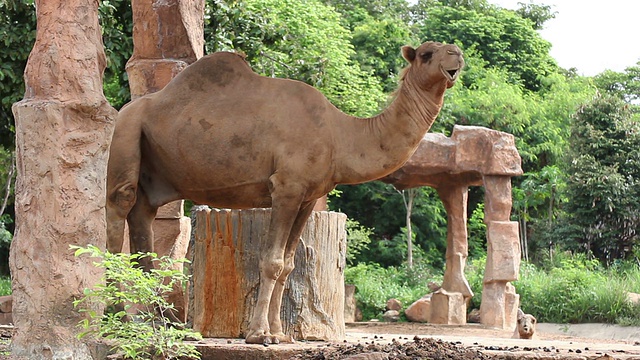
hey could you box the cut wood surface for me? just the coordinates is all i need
[190,208,347,341]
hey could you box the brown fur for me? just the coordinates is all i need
[513,309,537,339]
[106,42,464,344]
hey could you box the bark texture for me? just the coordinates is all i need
[9,0,116,357]
[190,208,347,341]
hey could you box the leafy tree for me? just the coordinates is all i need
[513,165,568,260]
[467,202,486,259]
[563,95,640,262]
[0,0,35,149]
[99,0,133,109]
[593,63,640,104]
[206,0,386,117]
[345,218,373,266]
[324,0,417,92]
[412,0,557,91]
[514,2,556,30]
[330,183,447,268]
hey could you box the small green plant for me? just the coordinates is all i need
[0,276,10,296]
[72,245,202,360]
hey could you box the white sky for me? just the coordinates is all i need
[489,0,640,76]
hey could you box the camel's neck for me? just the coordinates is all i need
[332,78,446,185]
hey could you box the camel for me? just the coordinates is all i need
[512,309,537,339]
[106,41,464,344]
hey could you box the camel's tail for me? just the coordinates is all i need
[105,107,143,253]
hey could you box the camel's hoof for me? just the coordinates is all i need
[272,332,295,344]
[245,330,278,345]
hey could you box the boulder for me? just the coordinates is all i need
[405,295,432,323]
[386,298,402,311]
[382,310,400,322]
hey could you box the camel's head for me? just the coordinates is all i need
[401,42,464,89]
[516,309,537,338]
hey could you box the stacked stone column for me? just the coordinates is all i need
[125,0,204,321]
[431,184,474,325]
[9,0,117,357]
[479,175,521,329]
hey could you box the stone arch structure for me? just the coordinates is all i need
[382,124,523,329]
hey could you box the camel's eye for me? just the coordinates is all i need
[420,51,433,62]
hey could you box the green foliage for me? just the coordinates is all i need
[326,0,418,93]
[0,0,35,148]
[563,95,640,261]
[72,245,201,360]
[465,256,485,310]
[593,62,640,104]
[331,183,448,268]
[466,202,486,259]
[206,0,386,117]
[0,276,10,296]
[345,262,441,320]
[514,253,640,325]
[98,0,133,109]
[469,252,640,325]
[413,0,557,92]
[345,218,373,266]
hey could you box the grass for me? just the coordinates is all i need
[345,262,442,320]
[347,253,640,326]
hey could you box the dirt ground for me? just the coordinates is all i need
[288,322,640,359]
[2,322,640,359]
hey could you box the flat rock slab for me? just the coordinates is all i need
[188,323,640,359]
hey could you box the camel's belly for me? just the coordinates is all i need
[181,182,273,209]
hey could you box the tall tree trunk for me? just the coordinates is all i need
[9,0,117,357]
[0,152,14,217]
[399,188,417,268]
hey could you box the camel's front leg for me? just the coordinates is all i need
[127,188,158,271]
[245,177,306,344]
[267,200,317,343]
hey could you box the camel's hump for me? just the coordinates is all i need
[166,51,255,90]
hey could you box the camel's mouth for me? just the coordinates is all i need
[441,66,461,82]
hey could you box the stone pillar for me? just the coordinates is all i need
[430,289,466,325]
[480,175,521,329]
[431,185,473,325]
[9,0,117,357]
[125,0,204,321]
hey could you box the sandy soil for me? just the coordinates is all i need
[3,322,640,359]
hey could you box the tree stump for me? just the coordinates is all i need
[190,208,347,341]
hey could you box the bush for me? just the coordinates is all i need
[514,254,640,325]
[72,245,201,360]
[465,256,486,311]
[345,262,441,320]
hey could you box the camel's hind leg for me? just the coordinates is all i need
[267,199,316,343]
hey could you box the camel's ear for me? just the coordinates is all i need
[402,46,416,63]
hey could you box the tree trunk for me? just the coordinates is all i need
[406,190,414,268]
[9,0,116,357]
[189,208,347,341]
